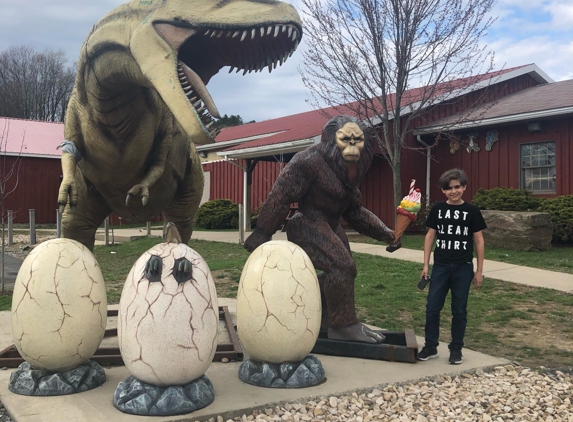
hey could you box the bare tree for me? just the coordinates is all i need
[0,45,75,122]
[0,121,23,293]
[299,0,496,207]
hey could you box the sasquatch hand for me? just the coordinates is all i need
[244,229,271,252]
[386,235,402,253]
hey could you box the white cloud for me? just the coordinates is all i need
[544,1,573,28]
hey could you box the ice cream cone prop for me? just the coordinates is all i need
[392,179,422,241]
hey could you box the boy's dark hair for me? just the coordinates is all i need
[438,168,468,189]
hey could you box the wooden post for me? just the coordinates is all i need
[29,209,36,245]
[238,205,244,245]
[105,217,110,246]
[147,221,151,236]
[56,209,62,238]
[7,210,13,246]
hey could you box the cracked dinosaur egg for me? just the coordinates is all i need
[118,242,218,387]
[237,240,321,364]
[11,238,107,372]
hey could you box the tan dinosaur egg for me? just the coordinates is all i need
[237,240,321,364]
[11,238,107,372]
[118,242,218,387]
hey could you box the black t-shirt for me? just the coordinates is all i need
[425,201,487,264]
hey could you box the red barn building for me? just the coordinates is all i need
[0,117,63,223]
[199,64,572,230]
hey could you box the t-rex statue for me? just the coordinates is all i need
[58,0,302,250]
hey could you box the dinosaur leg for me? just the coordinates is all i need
[162,157,204,244]
[62,171,111,251]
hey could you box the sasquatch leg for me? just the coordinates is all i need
[61,172,111,251]
[288,215,384,343]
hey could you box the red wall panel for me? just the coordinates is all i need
[1,156,62,224]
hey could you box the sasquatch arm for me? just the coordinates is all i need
[343,194,395,244]
[244,153,314,252]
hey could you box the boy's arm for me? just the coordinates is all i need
[421,228,436,279]
[473,230,485,288]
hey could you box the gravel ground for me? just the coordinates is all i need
[198,365,572,422]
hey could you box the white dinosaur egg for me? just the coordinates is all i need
[11,238,107,372]
[118,242,218,387]
[237,240,321,364]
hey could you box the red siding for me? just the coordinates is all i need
[1,156,62,224]
[202,160,285,210]
[426,117,573,203]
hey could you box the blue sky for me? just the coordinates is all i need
[1,0,571,123]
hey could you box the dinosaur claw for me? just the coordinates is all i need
[59,204,65,214]
[126,194,131,206]
[142,196,148,206]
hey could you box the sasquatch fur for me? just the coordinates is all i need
[244,115,394,329]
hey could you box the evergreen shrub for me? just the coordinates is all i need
[471,187,542,211]
[195,199,239,229]
[538,195,573,243]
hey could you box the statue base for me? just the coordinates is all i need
[9,360,106,396]
[238,355,325,388]
[312,329,418,363]
[113,374,215,416]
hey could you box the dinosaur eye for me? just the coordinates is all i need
[173,257,192,284]
[144,255,163,282]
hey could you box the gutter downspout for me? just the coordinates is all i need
[416,135,431,207]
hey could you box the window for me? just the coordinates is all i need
[520,141,556,193]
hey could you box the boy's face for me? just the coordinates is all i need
[441,179,466,204]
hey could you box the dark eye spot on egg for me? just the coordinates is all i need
[173,257,192,284]
[144,255,163,282]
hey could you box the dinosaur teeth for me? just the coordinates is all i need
[267,26,272,35]
[232,31,240,39]
[260,27,264,37]
[178,60,220,119]
[274,26,279,37]
[240,31,247,42]
[287,26,293,38]
[228,67,235,73]
[251,28,256,40]
[204,29,211,36]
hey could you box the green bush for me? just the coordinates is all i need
[471,187,542,211]
[195,199,239,229]
[538,195,573,243]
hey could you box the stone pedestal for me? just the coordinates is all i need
[238,355,325,388]
[9,361,105,396]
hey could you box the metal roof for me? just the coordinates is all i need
[415,78,573,134]
[0,117,63,158]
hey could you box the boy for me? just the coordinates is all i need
[418,168,486,364]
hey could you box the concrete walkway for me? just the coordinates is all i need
[98,227,573,294]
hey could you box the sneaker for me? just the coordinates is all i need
[449,349,463,364]
[418,346,438,361]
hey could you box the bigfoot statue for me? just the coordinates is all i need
[244,115,400,344]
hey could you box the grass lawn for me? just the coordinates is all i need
[352,233,573,275]
[88,236,573,368]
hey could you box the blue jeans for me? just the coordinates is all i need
[425,261,474,352]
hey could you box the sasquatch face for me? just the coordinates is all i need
[336,122,364,162]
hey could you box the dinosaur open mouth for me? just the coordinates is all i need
[154,22,301,139]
